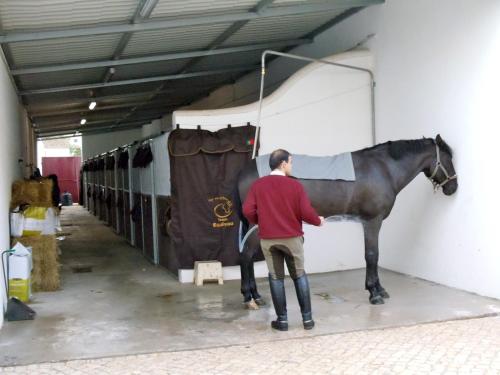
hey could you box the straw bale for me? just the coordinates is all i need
[11,178,54,209]
[12,235,59,292]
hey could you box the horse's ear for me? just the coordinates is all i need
[436,134,443,144]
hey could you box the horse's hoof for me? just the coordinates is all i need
[379,289,390,299]
[254,298,266,306]
[245,299,260,310]
[369,295,385,305]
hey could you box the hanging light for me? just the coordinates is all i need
[80,119,87,125]
[89,101,97,110]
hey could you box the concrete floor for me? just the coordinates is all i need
[1,206,499,367]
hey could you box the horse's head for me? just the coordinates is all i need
[424,134,458,195]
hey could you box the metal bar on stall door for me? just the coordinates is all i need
[139,163,145,254]
[128,147,135,247]
[83,171,87,208]
[150,140,159,265]
[114,153,120,234]
[104,159,108,223]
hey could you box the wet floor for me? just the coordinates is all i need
[1,206,499,366]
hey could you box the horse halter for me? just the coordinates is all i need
[428,142,457,191]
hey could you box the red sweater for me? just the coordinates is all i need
[242,175,321,239]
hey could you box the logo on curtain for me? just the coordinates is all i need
[209,196,235,228]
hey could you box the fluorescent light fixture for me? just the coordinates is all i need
[80,119,87,125]
[89,101,97,110]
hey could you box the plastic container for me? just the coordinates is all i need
[9,279,31,302]
[62,192,73,206]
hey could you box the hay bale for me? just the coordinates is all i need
[11,178,54,209]
[12,235,60,292]
[37,179,54,208]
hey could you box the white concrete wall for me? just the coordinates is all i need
[82,128,143,159]
[0,53,24,328]
[20,107,35,178]
[327,0,500,300]
[142,116,173,138]
[141,120,160,138]
[183,1,500,300]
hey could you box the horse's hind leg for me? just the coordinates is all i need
[362,218,387,305]
[249,260,265,305]
[240,252,253,303]
[240,248,259,309]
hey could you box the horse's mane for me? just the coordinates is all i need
[360,137,453,160]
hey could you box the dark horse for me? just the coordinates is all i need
[238,135,457,308]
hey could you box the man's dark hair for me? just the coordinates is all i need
[269,149,291,170]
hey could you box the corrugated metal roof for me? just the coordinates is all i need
[0,0,382,137]
[150,0,258,19]
[122,23,232,57]
[273,0,336,6]
[97,82,166,97]
[19,68,105,91]
[222,10,344,46]
[0,0,136,31]
[190,49,264,71]
[10,34,121,66]
[111,59,191,81]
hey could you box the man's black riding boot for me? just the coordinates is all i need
[293,273,315,330]
[268,274,288,331]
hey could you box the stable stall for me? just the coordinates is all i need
[82,161,89,209]
[89,158,98,216]
[129,144,143,250]
[167,125,257,279]
[105,153,116,229]
[97,156,106,221]
[133,142,155,262]
[116,148,128,237]
[152,133,176,272]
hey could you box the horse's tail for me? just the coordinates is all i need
[233,182,249,249]
[235,159,259,252]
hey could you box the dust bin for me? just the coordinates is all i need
[62,192,73,206]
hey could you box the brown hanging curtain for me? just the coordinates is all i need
[168,125,258,269]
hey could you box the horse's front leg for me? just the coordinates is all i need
[362,218,387,305]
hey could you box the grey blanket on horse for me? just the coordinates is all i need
[256,153,356,181]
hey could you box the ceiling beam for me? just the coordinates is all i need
[20,65,258,95]
[98,0,161,83]
[113,0,160,58]
[178,0,276,74]
[11,39,309,75]
[0,1,384,43]
[37,120,149,138]
[115,0,277,128]
[30,99,181,118]
[36,114,162,133]
[30,100,180,119]
[24,86,212,109]
[177,6,369,111]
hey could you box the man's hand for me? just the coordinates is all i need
[319,216,326,226]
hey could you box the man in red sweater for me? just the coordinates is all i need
[243,149,324,331]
